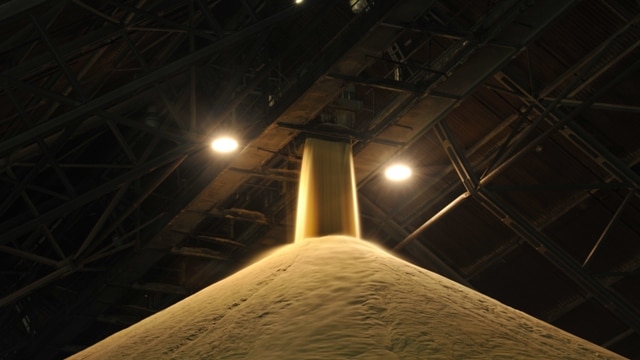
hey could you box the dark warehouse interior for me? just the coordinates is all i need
[0,0,639,358]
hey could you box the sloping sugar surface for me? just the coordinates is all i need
[68,236,624,359]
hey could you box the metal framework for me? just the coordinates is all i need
[1,0,638,358]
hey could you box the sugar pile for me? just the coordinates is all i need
[68,236,623,359]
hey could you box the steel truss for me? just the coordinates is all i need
[388,10,640,350]
[0,0,351,357]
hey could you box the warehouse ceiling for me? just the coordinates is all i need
[0,0,639,358]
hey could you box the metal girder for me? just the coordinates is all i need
[276,121,405,147]
[131,282,187,295]
[171,246,226,260]
[210,0,345,125]
[89,158,187,254]
[432,105,640,336]
[194,0,223,37]
[0,3,309,156]
[366,0,609,268]
[0,119,76,219]
[106,0,219,42]
[392,192,470,252]
[0,263,74,308]
[207,208,270,225]
[475,188,640,334]
[359,194,471,287]
[368,112,521,239]
[495,64,640,194]
[167,0,433,253]
[541,98,640,114]
[538,13,640,99]
[435,122,479,192]
[583,189,635,268]
[73,183,131,260]
[374,139,640,340]
[356,0,581,190]
[192,235,245,247]
[326,73,423,93]
[0,0,51,22]
[481,62,640,189]
[486,32,639,173]
[228,167,298,183]
[0,144,195,245]
[3,83,78,200]
[487,183,631,192]
[2,24,123,80]
[565,119,640,192]
[29,13,87,101]
[2,4,352,353]
[0,245,59,267]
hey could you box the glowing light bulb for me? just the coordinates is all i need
[211,137,238,153]
[295,0,303,4]
[385,164,411,181]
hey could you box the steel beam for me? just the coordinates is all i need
[539,14,640,99]
[0,245,59,268]
[475,188,640,334]
[356,0,581,190]
[565,120,640,193]
[360,194,471,287]
[583,189,635,268]
[481,61,640,187]
[0,73,203,162]
[3,82,78,198]
[496,63,640,196]
[2,25,123,80]
[0,0,51,22]
[393,192,470,251]
[485,45,628,175]
[433,111,640,335]
[86,158,187,256]
[171,246,226,260]
[131,282,187,295]
[0,4,310,156]
[0,264,74,308]
[107,0,218,42]
[192,235,245,247]
[326,73,422,93]
[542,99,640,113]
[73,182,131,260]
[194,0,223,37]
[0,144,196,245]
[30,13,87,101]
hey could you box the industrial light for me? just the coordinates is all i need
[385,164,412,181]
[350,0,369,13]
[211,136,239,153]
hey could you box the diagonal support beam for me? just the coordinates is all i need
[434,121,479,192]
[433,111,640,336]
[0,0,50,22]
[0,4,310,156]
[0,144,196,245]
[475,187,640,335]
[0,245,59,268]
[30,13,87,101]
[583,189,635,268]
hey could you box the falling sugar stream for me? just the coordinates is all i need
[294,138,360,242]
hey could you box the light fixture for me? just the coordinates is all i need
[211,136,239,153]
[295,0,303,4]
[350,0,369,13]
[385,164,412,181]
